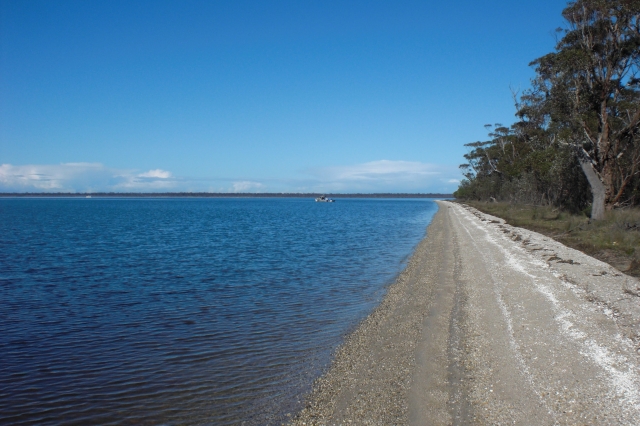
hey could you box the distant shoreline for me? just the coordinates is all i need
[0,192,453,198]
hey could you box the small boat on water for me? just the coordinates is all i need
[315,195,335,202]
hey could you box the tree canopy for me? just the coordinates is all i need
[455,0,640,218]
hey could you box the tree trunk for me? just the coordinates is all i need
[579,158,606,220]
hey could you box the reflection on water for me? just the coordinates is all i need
[0,198,437,425]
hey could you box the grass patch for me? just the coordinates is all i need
[460,201,640,278]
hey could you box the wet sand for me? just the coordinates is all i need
[292,201,640,425]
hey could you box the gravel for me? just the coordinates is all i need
[291,201,640,425]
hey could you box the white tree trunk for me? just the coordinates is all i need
[579,158,606,220]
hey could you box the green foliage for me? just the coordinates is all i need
[456,0,640,211]
[463,201,640,277]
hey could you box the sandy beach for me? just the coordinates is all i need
[292,200,640,425]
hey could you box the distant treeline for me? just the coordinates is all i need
[0,192,453,198]
[454,0,640,220]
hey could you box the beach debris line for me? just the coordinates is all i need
[292,201,640,424]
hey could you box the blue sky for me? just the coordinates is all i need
[1,0,567,193]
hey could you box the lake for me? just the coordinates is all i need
[0,198,438,425]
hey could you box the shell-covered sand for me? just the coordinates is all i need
[292,201,640,425]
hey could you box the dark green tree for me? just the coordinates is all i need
[531,0,640,218]
[457,0,640,216]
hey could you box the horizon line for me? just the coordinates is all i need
[0,192,454,198]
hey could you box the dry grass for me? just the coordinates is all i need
[460,201,640,278]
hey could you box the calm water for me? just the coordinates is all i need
[0,198,438,425]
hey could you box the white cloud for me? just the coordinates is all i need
[232,181,264,192]
[305,160,461,192]
[0,160,461,193]
[138,169,172,179]
[1,163,108,191]
[0,163,178,192]
[320,160,440,181]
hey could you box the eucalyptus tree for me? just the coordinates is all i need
[531,0,640,219]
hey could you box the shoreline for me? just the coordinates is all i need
[0,193,453,198]
[292,201,455,424]
[459,200,640,278]
[292,201,640,424]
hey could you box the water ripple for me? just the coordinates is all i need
[0,198,436,425]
